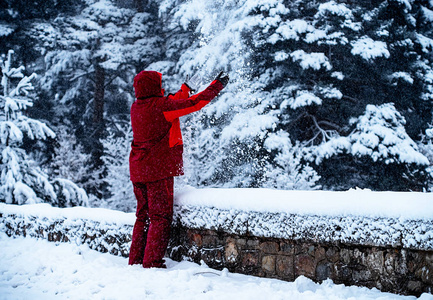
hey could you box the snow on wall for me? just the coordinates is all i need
[1,188,432,251]
[174,188,433,251]
[174,205,433,250]
[0,203,135,257]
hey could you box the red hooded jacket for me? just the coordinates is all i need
[129,71,224,183]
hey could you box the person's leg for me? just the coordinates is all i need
[142,177,174,268]
[128,182,150,265]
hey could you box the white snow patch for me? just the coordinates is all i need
[290,50,332,71]
[390,72,414,84]
[316,1,354,19]
[274,51,289,62]
[289,91,322,109]
[0,24,15,37]
[351,37,390,61]
[416,33,433,53]
[331,72,345,80]
[422,6,433,22]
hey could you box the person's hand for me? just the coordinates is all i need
[184,73,202,93]
[215,71,229,87]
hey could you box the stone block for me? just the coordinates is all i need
[426,253,433,266]
[247,239,259,248]
[326,247,340,263]
[295,254,315,278]
[280,242,294,254]
[225,238,239,264]
[237,238,246,246]
[353,269,373,283]
[396,250,408,274]
[416,265,433,285]
[191,233,203,248]
[316,262,332,281]
[340,249,351,265]
[407,281,423,294]
[314,246,326,263]
[262,255,276,273]
[276,255,294,280]
[260,241,279,254]
[334,263,352,281]
[242,250,259,268]
[201,248,224,268]
[366,250,384,274]
[202,234,218,247]
[240,250,260,275]
[384,251,398,275]
[294,242,313,255]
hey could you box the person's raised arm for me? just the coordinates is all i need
[163,72,229,122]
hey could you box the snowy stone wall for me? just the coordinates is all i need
[168,222,433,297]
[0,204,134,257]
[0,196,432,296]
[167,202,433,296]
[172,205,433,250]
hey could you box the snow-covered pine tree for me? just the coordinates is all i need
[50,126,92,191]
[240,0,433,190]
[156,0,433,191]
[154,0,321,190]
[38,0,162,186]
[309,103,430,190]
[0,50,88,206]
[100,125,135,212]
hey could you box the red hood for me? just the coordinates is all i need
[134,71,164,99]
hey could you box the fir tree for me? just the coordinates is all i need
[0,50,88,206]
[100,125,135,212]
[50,126,91,191]
[38,0,161,171]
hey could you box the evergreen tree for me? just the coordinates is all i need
[158,0,433,191]
[50,126,92,191]
[159,0,322,189]
[38,1,160,153]
[100,125,135,212]
[0,50,88,206]
[36,0,161,196]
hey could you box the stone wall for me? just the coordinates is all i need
[167,226,433,296]
[1,203,432,296]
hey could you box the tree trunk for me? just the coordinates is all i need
[93,64,105,130]
[92,63,105,167]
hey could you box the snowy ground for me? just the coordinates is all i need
[1,233,432,300]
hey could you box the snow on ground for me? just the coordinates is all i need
[1,233,432,300]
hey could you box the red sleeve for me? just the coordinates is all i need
[163,80,223,122]
[167,83,191,100]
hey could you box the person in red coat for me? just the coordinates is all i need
[128,70,229,268]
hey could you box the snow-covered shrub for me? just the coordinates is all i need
[348,104,428,165]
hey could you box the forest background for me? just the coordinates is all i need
[1,0,432,212]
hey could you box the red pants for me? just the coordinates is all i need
[128,177,174,268]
